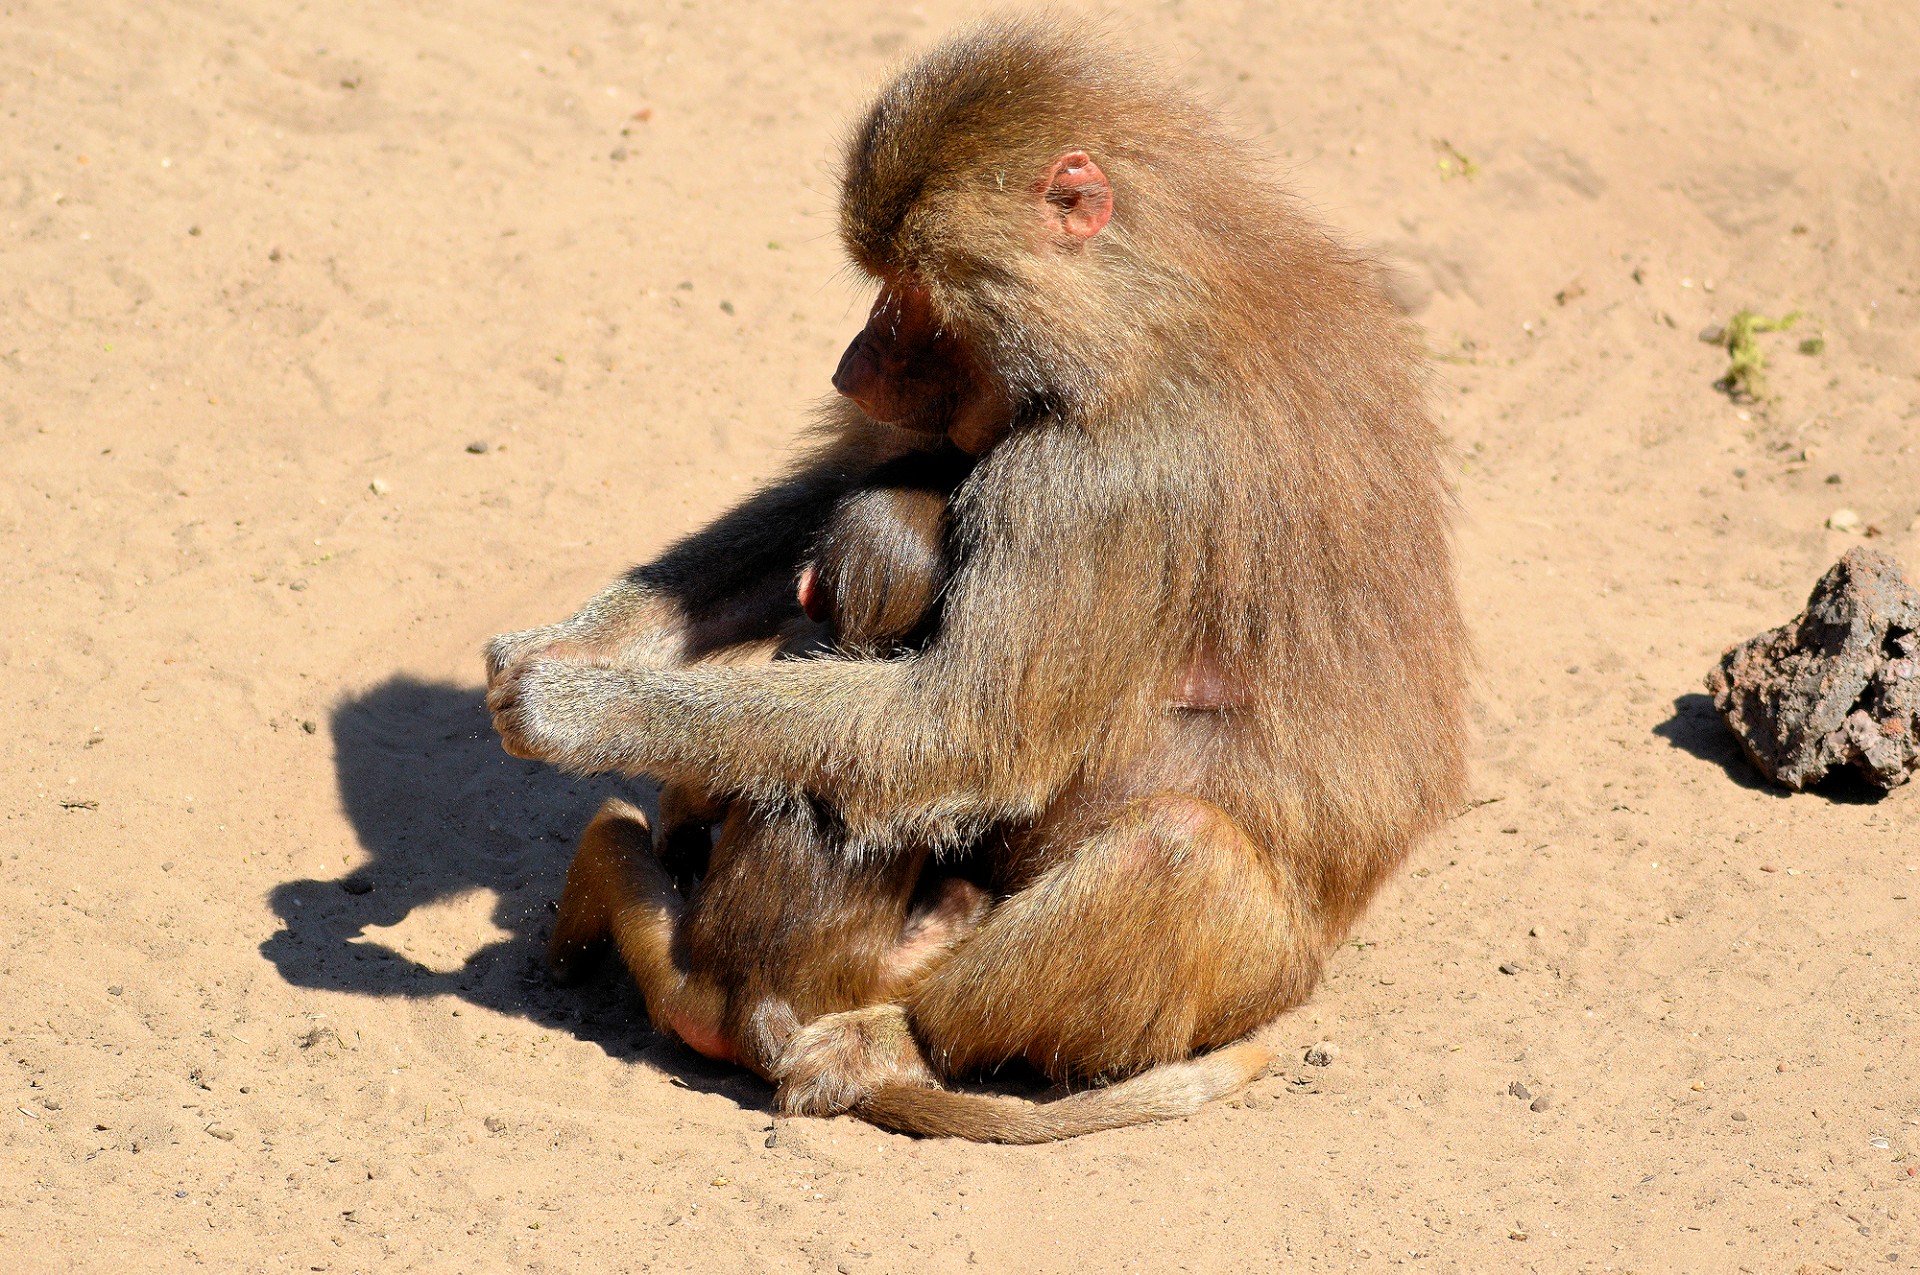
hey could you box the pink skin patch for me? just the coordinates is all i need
[797,563,828,624]
[662,1007,740,1065]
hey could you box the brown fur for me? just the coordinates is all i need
[489,15,1469,1140]
[586,445,979,1077]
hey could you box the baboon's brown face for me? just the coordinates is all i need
[831,281,964,433]
[833,151,1113,439]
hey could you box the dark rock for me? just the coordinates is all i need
[1508,1081,1532,1101]
[1706,548,1920,790]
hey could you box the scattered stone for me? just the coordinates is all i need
[107,985,123,996]
[719,300,735,315]
[301,720,317,734]
[483,1115,509,1134]
[205,1122,236,1141]
[764,1126,779,1148]
[1498,962,1521,975]
[1697,325,1725,344]
[466,440,490,454]
[1731,1110,1748,1121]
[1242,1089,1266,1110]
[1529,1095,1551,1112]
[1303,1041,1338,1067]
[1827,473,1844,485]
[288,579,308,592]
[368,477,389,496]
[1828,508,1861,532]
[1508,1081,1532,1101]
[1706,548,1920,791]
[340,877,373,896]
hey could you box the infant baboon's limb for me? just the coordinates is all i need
[548,799,734,1064]
[551,797,985,1079]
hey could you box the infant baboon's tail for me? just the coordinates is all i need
[853,1042,1271,1144]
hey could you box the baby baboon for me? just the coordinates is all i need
[553,443,981,1078]
[493,16,1469,1141]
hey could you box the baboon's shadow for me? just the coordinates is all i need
[259,677,759,1102]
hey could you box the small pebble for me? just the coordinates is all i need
[1698,325,1725,344]
[466,440,490,454]
[369,477,389,496]
[719,300,735,315]
[1303,1041,1338,1067]
[764,1127,778,1148]
[1826,473,1843,485]
[1827,508,1861,532]
[1498,962,1521,975]
[301,720,317,734]
[340,877,373,896]
[1508,1081,1531,1101]
[1871,1136,1891,1149]
[205,1123,236,1141]
[484,1115,509,1134]
[1529,1095,1551,1112]
[288,579,308,592]
[609,146,628,162]
[1730,1110,1747,1121]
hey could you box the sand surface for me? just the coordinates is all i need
[5,1,1919,1270]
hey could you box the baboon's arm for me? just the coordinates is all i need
[485,439,874,683]
[490,429,1164,849]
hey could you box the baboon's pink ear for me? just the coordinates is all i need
[1040,151,1112,240]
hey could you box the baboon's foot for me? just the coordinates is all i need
[774,1004,936,1117]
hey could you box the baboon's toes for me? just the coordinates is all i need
[774,1004,936,1117]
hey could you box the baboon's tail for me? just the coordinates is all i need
[853,1042,1271,1144]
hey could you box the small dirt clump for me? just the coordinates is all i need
[1706,547,1920,791]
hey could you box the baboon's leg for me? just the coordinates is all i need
[547,798,732,1063]
[909,794,1319,1081]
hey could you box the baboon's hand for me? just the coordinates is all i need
[484,625,571,691]
[486,652,628,770]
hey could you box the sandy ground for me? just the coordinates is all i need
[4,1,1919,1270]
